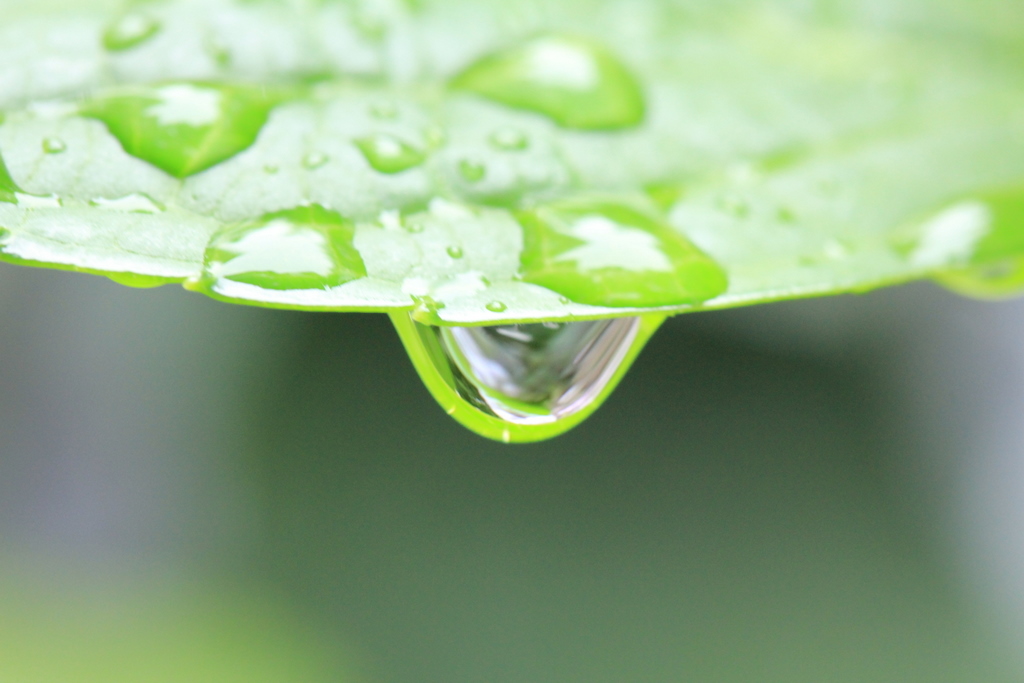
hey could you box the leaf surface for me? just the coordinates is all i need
[0,0,1021,325]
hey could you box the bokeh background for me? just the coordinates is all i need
[2,261,1024,682]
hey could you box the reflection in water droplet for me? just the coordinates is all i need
[446,245,464,259]
[421,317,640,426]
[303,152,329,170]
[451,35,645,130]
[458,159,486,183]
[42,137,66,154]
[489,127,528,150]
[485,300,507,313]
[103,13,161,51]
[355,133,426,174]
[517,197,728,307]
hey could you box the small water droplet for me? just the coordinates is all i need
[777,206,797,223]
[414,316,641,425]
[103,13,161,51]
[452,35,645,130]
[355,133,426,174]
[264,164,279,174]
[458,159,486,183]
[558,296,571,304]
[206,37,232,67]
[485,301,508,313]
[303,151,329,170]
[717,194,749,218]
[424,126,446,149]
[41,137,66,154]
[518,197,728,307]
[446,245,464,259]
[370,102,398,120]
[352,11,387,41]
[489,127,528,150]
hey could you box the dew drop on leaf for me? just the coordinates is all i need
[516,197,728,307]
[303,151,329,170]
[200,205,366,294]
[102,13,161,52]
[489,127,528,150]
[458,159,486,183]
[41,137,66,154]
[446,245,464,259]
[370,102,398,120]
[485,300,507,313]
[80,83,281,178]
[354,133,426,174]
[451,35,645,130]
[417,317,639,425]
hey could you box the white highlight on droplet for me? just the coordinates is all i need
[147,85,222,127]
[911,201,991,268]
[556,215,672,272]
[523,39,599,91]
[211,220,333,278]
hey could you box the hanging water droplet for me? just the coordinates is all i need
[517,197,728,307]
[451,35,645,130]
[458,159,486,183]
[80,83,281,178]
[355,133,426,174]
[103,13,161,51]
[489,127,528,151]
[416,316,641,426]
[446,245,464,259]
[485,300,507,313]
[303,151,329,170]
[41,137,66,154]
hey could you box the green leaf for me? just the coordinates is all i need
[1,0,1022,440]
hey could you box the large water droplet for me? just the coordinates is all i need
[103,13,161,51]
[451,35,645,130]
[80,83,281,178]
[434,318,639,425]
[516,197,728,308]
[355,133,426,174]
[200,204,366,293]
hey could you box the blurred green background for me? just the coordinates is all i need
[2,262,1024,682]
